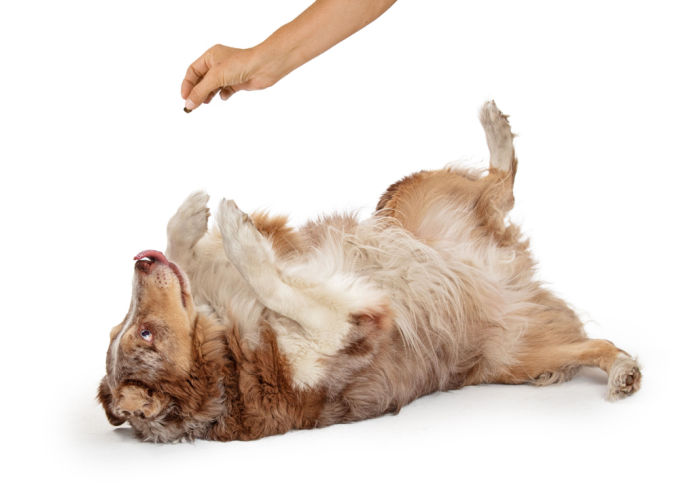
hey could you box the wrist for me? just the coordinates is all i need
[244,43,287,90]
[247,29,307,89]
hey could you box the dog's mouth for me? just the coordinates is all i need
[133,249,188,306]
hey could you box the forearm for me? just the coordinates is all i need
[251,0,397,86]
[181,0,397,109]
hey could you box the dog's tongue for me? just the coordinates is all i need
[134,249,169,265]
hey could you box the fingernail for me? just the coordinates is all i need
[184,99,195,111]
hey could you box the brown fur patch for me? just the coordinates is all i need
[226,323,325,440]
[250,212,304,258]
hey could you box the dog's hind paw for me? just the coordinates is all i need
[606,355,642,401]
[480,100,516,173]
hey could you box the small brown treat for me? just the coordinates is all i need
[183,107,192,114]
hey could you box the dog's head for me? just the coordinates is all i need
[97,250,197,430]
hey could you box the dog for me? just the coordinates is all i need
[98,101,641,442]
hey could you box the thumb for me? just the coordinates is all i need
[184,70,224,112]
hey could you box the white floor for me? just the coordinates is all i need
[62,359,684,499]
[2,1,698,498]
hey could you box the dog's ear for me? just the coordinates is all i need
[97,377,126,426]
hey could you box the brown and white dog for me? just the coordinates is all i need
[98,101,641,442]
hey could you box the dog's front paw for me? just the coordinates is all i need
[217,199,274,275]
[217,198,249,237]
[167,191,210,256]
[217,199,254,252]
[607,355,642,400]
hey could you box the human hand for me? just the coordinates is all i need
[181,44,280,112]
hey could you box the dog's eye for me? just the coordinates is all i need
[139,330,153,342]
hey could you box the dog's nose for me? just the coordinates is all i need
[135,259,154,273]
[134,249,169,274]
[134,249,169,264]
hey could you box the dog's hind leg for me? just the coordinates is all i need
[166,191,210,262]
[376,101,518,245]
[476,99,518,214]
[495,336,642,400]
[480,100,517,177]
[485,290,641,399]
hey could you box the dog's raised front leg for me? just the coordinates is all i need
[217,199,393,389]
[166,191,210,262]
[217,199,349,334]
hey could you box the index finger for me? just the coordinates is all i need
[181,52,211,100]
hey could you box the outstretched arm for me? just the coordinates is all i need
[182,0,397,111]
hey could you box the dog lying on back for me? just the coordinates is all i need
[98,102,641,442]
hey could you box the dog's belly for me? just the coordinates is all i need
[188,215,535,403]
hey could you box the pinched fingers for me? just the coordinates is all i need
[182,45,229,111]
[182,44,252,112]
[183,65,226,112]
[181,49,212,101]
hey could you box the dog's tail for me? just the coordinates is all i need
[480,100,518,179]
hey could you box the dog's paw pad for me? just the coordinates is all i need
[607,356,642,400]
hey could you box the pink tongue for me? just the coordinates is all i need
[133,249,169,265]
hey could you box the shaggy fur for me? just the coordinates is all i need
[98,101,641,442]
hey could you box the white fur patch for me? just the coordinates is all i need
[109,278,138,384]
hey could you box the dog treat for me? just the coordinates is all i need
[98,101,642,443]
[183,107,191,113]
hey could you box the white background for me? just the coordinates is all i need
[1,0,698,498]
